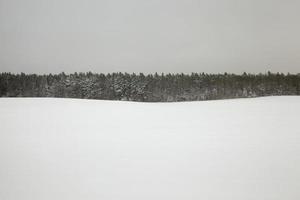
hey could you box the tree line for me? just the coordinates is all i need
[0,72,300,102]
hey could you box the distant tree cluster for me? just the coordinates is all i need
[0,72,300,102]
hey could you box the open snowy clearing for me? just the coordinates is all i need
[0,97,300,200]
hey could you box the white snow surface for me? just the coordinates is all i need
[0,96,300,200]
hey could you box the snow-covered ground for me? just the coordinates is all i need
[0,97,300,200]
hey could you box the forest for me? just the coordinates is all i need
[0,72,300,102]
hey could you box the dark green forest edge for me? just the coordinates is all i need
[1,72,300,102]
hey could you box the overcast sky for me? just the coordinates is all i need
[0,0,300,74]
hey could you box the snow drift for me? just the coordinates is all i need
[0,97,300,200]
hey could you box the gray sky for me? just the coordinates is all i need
[0,0,300,74]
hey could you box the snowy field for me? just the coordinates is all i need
[0,97,300,200]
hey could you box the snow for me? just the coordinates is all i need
[0,96,300,200]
